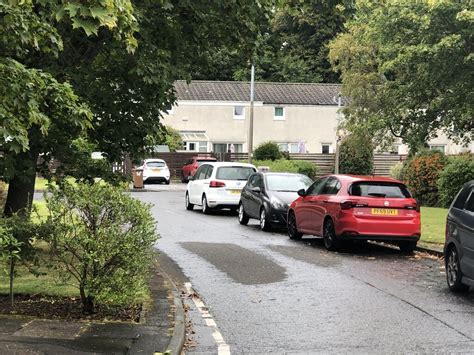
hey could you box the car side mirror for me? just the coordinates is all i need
[251,186,261,193]
[297,188,307,197]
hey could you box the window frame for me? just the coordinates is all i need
[233,106,245,120]
[274,106,285,121]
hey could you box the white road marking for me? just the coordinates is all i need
[184,282,230,355]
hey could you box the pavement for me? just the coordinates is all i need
[137,188,474,354]
[0,264,185,354]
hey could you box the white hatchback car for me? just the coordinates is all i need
[185,162,256,213]
[140,159,170,185]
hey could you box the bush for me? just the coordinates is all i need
[389,162,404,180]
[438,154,474,208]
[43,183,158,313]
[404,150,447,207]
[0,181,6,211]
[253,159,319,180]
[339,133,374,175]
[254,142,283,161]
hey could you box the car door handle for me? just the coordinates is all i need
[323,200,330,203]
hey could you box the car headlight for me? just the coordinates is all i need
[270,196,287,210]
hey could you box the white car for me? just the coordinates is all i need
[185,162,256,213]
[140,159,170,185]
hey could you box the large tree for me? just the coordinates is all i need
[329,0,473,154]
[1,0,272,215]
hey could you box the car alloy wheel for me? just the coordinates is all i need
[238,203,249,225]
[260,208,269,231]
[323,219,340,251]
[185,193,194,211]
[287,212,302,240]
[446,247,469,292]
[202,195,211,215]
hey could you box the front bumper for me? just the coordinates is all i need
[268,207,289,226]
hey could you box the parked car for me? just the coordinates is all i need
[139,159,170,185]
[238,172,313,231]
[181,156,218,182]
[287,175,421,252]
[185,162,257,213]
[444,180,474,292]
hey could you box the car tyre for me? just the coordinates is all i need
[287,211,303,240]
[398,241,417,254]
[260,208,270,231]
[185,193,194,211]
[165,179,170,185]
[238,203,249,225]
[202,195,211,215]
[446,246,470,292]
[323,218,340,251]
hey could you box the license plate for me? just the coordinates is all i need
[228,189,241,195]
[371,208,398,216]
[152,168,161,172]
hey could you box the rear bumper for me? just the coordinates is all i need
[339,233,420,242]
[144,176,169,183]
[206,190,241,208]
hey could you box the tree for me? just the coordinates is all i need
[2,0,271,215]
[329,0,473,154]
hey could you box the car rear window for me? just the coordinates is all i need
[216,166,255,180]
[350,182,411,198]
[146,161,166,168]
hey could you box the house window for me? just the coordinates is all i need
[199,142,208,152]
[213,143,243,153]
[278,143,299,153]
[188,142,196,151]
[429,145,446,153]
[274,107,285,120]
[321,144,332,154]
[234,106,245,120]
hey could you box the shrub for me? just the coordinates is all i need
[389,162,404,181]
[404,150,447,207]
[254,142,283,161]
[438,154,474,208]
[339,133,374,175]
[253,159,319,180]
[0,181,6,211]
[43,183,158,314]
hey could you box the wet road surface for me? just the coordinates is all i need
[134,190,474,354]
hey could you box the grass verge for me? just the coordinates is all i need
[420,206,447,246]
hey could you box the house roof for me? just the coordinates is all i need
[174,80,347,106]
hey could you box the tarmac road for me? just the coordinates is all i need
[134,189,474,354]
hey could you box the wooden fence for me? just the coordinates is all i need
[138,152,406,179]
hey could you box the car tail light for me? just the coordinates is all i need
[340,201,368,210]
[405,202,420,212]
[209,180,226,188]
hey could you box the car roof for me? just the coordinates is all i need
[260,172,308,177]
[199,162,256,168]
[463,180,474,188]
[194,156,217,160]
[325,174,405,184]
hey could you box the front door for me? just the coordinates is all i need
[295,177,327,233]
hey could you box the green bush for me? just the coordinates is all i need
[253,159,318,180]
[339,133,374,175]
[42,183,158,314]
[254,142,283,161]
[404,150,447,207]
[438,154,474,208]
[0,181,6,211]
[389,162,404,180]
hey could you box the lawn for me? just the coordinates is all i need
[420,206,448,246]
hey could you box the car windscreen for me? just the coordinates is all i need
[266,174,313,192]
[146,161,166,168]
[349,182,411,198]
[216,166,255,180]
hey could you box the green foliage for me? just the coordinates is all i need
[338,133,374,175]
[253,159,318,180]
[254,142,283,161]
[0,181,6,211]
[329,0,473,153]
[389,162,404,181]
[162,126,183,153]
[404,150,447,207]
[438,154,474,208]
[42,183,158,313]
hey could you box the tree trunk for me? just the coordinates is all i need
[9,258,15,309]
[3,151,39,217]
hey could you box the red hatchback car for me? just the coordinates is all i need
[181,156,217,182]
[287,175,421,252]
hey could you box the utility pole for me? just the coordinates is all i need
[334,94,342,174]
[248,64,255,164]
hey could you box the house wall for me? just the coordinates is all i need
[163,100,473,154]
[163,101,340,153]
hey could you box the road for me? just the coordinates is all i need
[134,188,474,354]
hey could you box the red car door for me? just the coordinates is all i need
[312,177,342,235]
[295,177,328,233]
